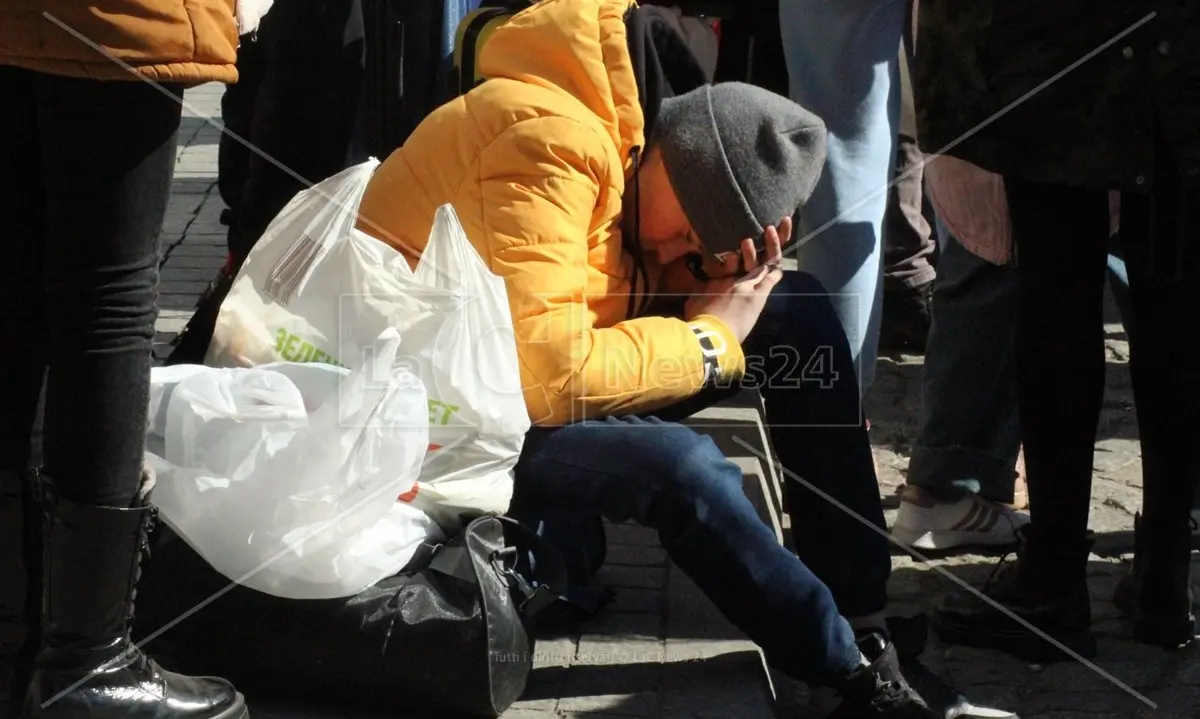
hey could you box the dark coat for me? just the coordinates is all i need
[913,1,1200,192]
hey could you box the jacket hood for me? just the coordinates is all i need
[478,0,644,165]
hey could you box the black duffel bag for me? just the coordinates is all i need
[135,514,568,717]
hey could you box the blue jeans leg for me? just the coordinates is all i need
[648,271,891,618]
[908,221,1022,502]
[509,415,861,684]
[779,0,906,391]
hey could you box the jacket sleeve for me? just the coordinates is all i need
[473,116,745,426]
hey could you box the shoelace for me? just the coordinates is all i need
[980,524,1031,593]
[870,679,915,709]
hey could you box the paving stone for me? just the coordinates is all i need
[604,523,659,547]
[157,280,212,295]
[169,178,217,194]
[605,587,663,614]
[161,267,221,282]
[157,293,205,311]
[533,636,578,668]
[162,253,228,269]
[577,611,662,639]
[556,664,660,716]
[604,544,667,568]
[184,230,228,244]
[166,243,228,257]
[162,215,195,235]
[576,635,666,666]
[661,652,773,719]
[592,565,667,591]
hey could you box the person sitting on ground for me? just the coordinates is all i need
[358,1,943,716]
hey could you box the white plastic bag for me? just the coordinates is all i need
[148,328,439,600]
[207,158,451,373]
[207,163,529,528]
[400,206,529,528]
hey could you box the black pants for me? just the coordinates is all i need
[0,67,182,508]
[1008,130,1200,554]
[220,0,365,264]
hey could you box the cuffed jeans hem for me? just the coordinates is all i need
[906,444,1016,504]
[883,266,936,293]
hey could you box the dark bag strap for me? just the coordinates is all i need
[427,515,571,618]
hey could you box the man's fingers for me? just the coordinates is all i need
[777,216,793,247]
[764,225,783,262]
[757,265,784,291]
[740,237,757,274]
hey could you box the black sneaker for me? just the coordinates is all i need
[931,525,1096,662]
[823,632,937,718]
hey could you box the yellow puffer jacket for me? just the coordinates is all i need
[356,0,744,427]
[0,1,237,84]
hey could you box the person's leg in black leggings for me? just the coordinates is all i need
[36,76,181,506]
[0,64,48,710]
[7,72,247,719]
[931,180,1110,661]
[0,68,47,473]
[1112,128,1200,646]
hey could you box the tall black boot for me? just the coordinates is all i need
[21,468,247,719]
[1,469,40,709]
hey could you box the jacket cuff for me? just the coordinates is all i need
[687,315,745,382]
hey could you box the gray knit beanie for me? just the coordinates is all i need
[654,82,828,255]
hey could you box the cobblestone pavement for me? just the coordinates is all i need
[155,85,1197,718]
[867,335,1199,718]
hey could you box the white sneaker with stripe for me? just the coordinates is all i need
[891,485,1030,550]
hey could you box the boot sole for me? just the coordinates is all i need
[1113,582,1198,649]
[931,617,1097,663]
[212,692,249,719]
[1131,614,1198,649]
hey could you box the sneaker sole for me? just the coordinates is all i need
[931,616,1097,663]
[891,527,1023,552]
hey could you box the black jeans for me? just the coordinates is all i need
[0,67,182,508]
[220,0,365,264]
[1008,129,1200,555]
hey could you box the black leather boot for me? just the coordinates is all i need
[1113,513,1196,648]
[1,469,41,710]
[21,469,247,719]
[931,524,1096,662]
